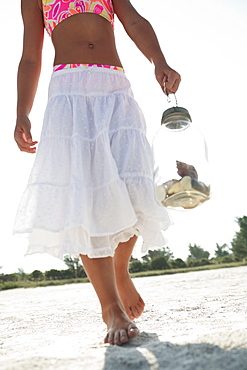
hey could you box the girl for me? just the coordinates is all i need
[14,0,181,345]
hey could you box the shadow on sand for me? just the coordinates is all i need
[102,331,247,370]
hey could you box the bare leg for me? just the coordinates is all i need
[114,236,145,321]
[80,254,139,345]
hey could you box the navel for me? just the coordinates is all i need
[88,43,94,49]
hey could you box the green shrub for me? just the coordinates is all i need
[187,258,210,267]
[29,270,44,281]
[0,273,19,283]
[129,261,145,273]
[141,262,150,271]
[60,269,75,279]
[200,258,211,266]
[77,267,87,278]
[169,258,187,269]
[45,269,62,280]
[219,256,236,264]
[150,256,169,270]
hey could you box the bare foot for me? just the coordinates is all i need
[103,302,139,345]
[116,272,145,321]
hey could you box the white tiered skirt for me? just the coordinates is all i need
[14,66,172,260]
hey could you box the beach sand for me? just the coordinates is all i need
[0,266,247,369]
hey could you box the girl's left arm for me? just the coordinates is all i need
[113,0,181,94]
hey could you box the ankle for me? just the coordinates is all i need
[102,301,125,323]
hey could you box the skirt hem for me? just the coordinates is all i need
[14,214,171,260]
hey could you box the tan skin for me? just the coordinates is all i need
[15,0,181,345]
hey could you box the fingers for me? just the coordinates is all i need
[155,64,181,95]
[14,129,38,153]
[164,76,181,95]
[163,71,181,95]
[14,117,38,153]
[16,142,38,154]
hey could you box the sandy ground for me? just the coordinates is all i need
[0,266,247,370]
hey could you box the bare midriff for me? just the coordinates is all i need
[51,13,123,68]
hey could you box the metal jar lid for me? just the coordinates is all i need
[161,107,192,125]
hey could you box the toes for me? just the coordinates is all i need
[126,296,145,320]
[114,331,120,345]
[105,323,139,345]
[127,308,135,321]
[130,306,140,319]
[114,330,128,345]
[104,334,108,344]
[119,329,128,344]
[129,300,145,319]
[125,305,135,320]
[139,296,145,305]
[106,331,115,345]
[105,329,129,345]
[128,324,139,339]
[136,300,145,314]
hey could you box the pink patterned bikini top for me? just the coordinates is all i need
[42,0,115,36]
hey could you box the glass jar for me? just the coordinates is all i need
[153,106,210,210]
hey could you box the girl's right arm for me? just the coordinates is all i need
[14,0,44,153]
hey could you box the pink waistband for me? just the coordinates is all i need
[53,63,124,73]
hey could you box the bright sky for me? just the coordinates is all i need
[0,0,246,273]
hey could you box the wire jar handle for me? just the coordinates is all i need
[164,82,178,106]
